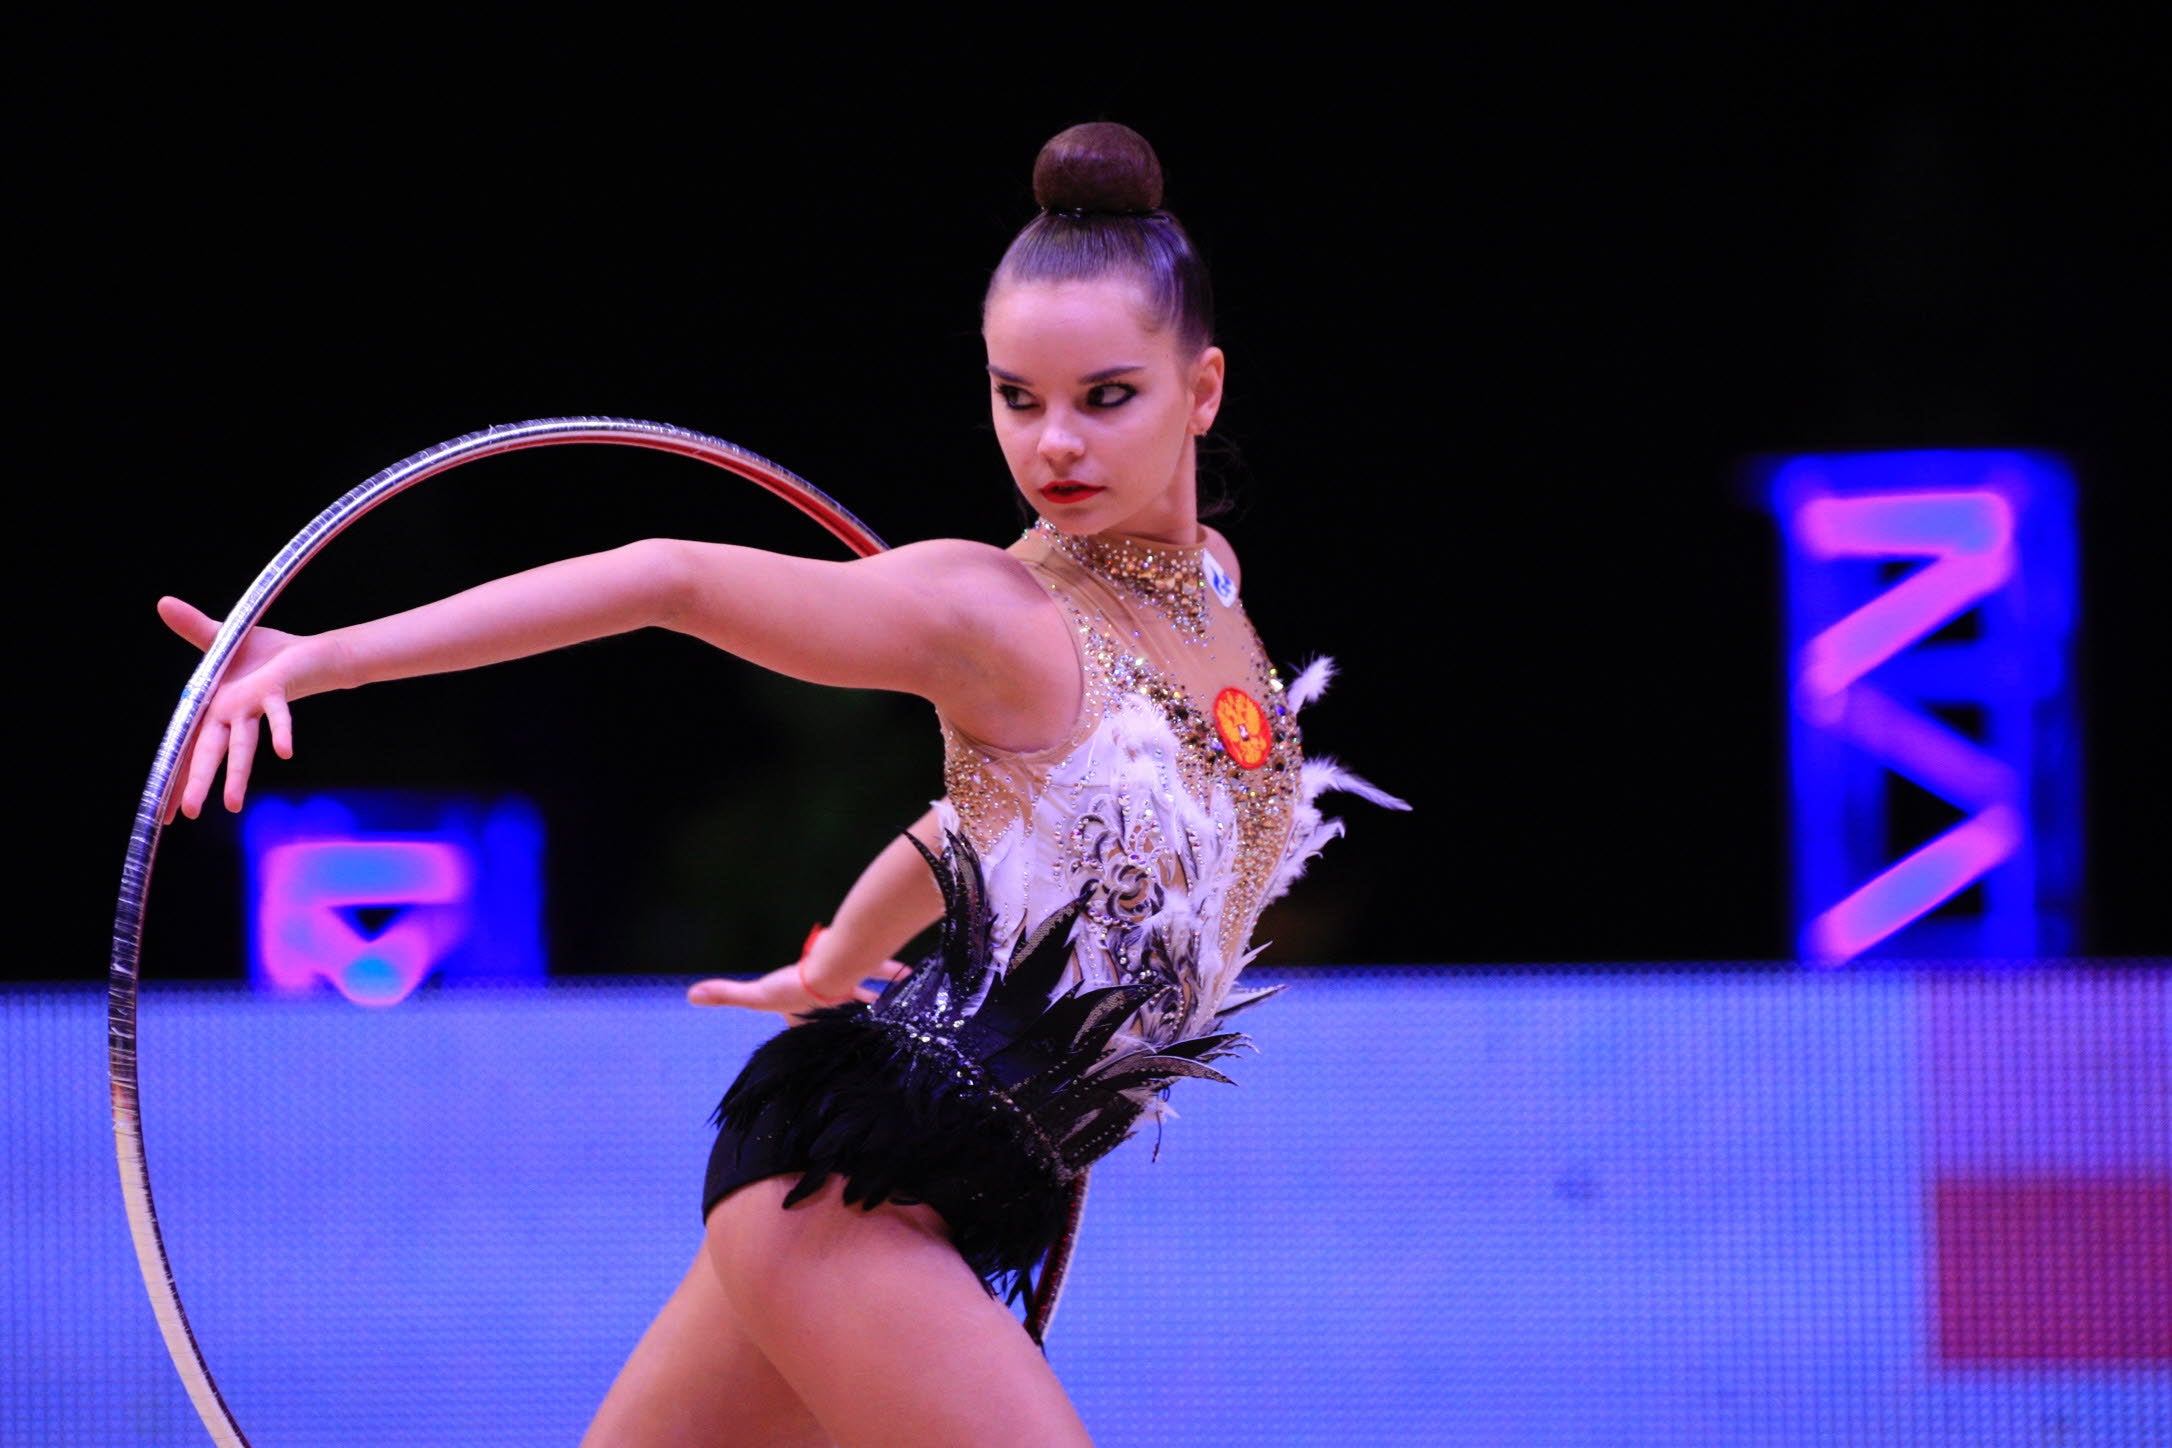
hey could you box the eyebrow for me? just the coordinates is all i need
[985,363,1148,385]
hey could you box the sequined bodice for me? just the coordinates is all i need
[937,522,1303,1050]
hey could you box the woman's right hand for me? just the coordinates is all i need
[686,925,911,1021]
[159,596,333,823]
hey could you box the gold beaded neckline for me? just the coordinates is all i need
[1034,521,1213,643]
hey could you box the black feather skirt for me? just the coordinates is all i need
[702,832,1253,1304]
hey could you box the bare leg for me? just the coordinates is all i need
[582,1242,831,1448]
[706,1177,1096,1448]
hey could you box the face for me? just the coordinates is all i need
[983,277,1224,544]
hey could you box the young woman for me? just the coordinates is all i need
[162,122,1396,1447]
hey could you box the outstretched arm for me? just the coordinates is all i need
[160,535,1073,820]
[160,540,684,817]
[687,810,947,1017]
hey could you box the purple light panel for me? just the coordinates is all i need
[1768,452,2080,963]
[1793,491,2014,702]
[243,794,545,1004]
[257,841,472,1003]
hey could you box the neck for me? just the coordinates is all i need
[1108,455,1202,547]
[1110,513,1202,548]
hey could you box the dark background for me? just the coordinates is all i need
[31,11,2164,985]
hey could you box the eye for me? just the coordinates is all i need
[994,383,1037,412]
[1086,382,1137,409]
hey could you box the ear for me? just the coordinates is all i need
[1187,346,1226,436]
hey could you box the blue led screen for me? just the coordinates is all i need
[9,971,2168,1445]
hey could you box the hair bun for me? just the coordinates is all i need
[1032,122,1165,215]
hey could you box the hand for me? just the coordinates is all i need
[686,952,912,1020]
[159,596,326,823]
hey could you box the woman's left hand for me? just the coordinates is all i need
[158,596,330,823]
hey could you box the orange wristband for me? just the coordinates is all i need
[794,923,848,1006]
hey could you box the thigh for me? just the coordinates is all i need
[582,1242,832,1448]
[707,1177,1095,1448]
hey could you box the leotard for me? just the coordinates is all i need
[703,521,1397,1298]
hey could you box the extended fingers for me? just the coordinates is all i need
[223,715,261,813]
[850,958,913,1004]
[687,978,753,1007]
[169,697,284,823]
[692,959,911,1011]
[265,693,295,759]
[158,596,220,650]
[179,718,230,820]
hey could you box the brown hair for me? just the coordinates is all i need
[987,122,1215,357]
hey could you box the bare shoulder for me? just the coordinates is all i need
[878,534,1076,750]
[877,534,1029,576]
[863,536,1050,614]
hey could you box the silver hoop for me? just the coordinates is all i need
[111,418,889,1445]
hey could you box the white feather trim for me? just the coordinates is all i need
[1300,755,1412,812]
[1255,753,1411,912]
[932,657,1406,1045]
[1285,656,1336,713]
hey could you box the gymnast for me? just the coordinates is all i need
[161,120,1398,1447]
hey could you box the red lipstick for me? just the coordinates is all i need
[1040,481,1103,504]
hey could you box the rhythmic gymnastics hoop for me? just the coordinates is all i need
[110,417,1087,1446]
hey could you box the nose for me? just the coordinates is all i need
[1037,413,1084,470]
